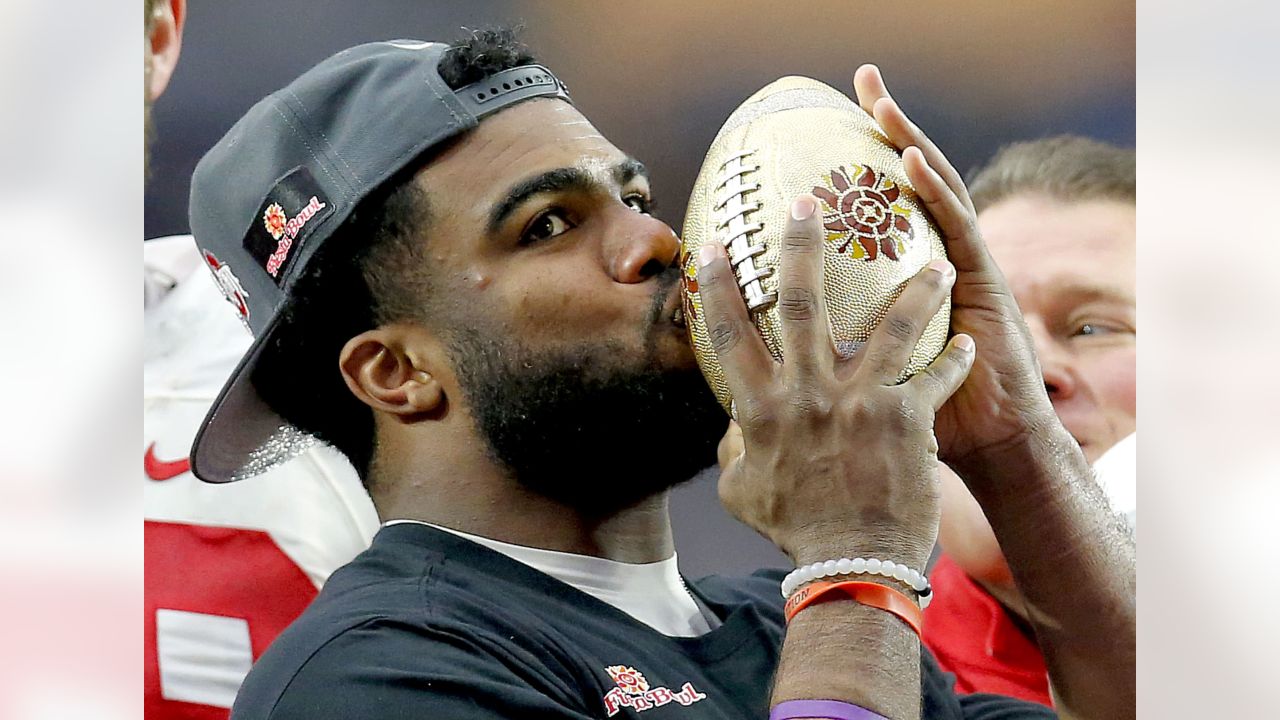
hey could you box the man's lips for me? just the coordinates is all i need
[661,282,686,329]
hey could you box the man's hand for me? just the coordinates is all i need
[843,66,1135,719]
[701,195,974,570]
[849,65,1061,470]
[699,192,973,719]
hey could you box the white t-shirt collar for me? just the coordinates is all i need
[383,520,716,637]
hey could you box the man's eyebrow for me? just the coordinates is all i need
[613,158,648,186]
[1049,280,1135,307]
[487,158,650,235]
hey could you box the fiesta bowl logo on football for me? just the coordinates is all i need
[602,664,707,716]
[813,164,915,262]
[679,249,701,323]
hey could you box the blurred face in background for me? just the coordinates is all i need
[936,192,1136,595]
[979,194,1136,462]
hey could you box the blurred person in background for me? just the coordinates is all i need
[143,1,379,717]
[924,136,1136,708]
[189,30,1133,719]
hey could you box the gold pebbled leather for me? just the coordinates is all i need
[680,76,950,413]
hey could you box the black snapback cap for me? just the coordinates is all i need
[188,39,572,483]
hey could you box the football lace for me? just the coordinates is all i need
[712,150,776,311]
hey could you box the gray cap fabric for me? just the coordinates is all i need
[188,39,572,483]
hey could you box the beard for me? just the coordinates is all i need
[447,280,728,516]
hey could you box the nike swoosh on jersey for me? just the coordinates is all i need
[145,443,191,481]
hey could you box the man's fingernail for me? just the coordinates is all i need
[699,243,721,268]
[955,334,975,352]
[791,196,817,220]
[926,259,954,279]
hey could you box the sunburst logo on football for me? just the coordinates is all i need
[680,76,951,412]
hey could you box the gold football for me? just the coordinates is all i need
[680,76,950,413]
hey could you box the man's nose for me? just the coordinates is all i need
[1026,317,1077,402]
[606,212,680,284]
[1041,355,1077,403]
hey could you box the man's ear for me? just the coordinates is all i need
[339,326,444,421]
[147,0,186,101]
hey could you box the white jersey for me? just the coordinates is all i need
[144,235,379,717]
[1093,432,1137,533]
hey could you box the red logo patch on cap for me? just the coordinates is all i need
[243,167,334,286]
[262,195,327,277]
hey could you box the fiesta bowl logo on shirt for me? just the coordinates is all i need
[602,664,706,717]
[203,250,250,329]
[605,665,651,695]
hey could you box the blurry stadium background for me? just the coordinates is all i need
[145,0,1135,577]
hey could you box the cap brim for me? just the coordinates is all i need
[190,311,307,483]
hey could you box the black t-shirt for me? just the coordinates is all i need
[232,523,1055,719]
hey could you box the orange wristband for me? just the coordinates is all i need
[783,580,923,637]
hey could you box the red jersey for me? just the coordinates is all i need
[922,554,1052,708]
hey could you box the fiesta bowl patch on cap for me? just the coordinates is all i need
[243,167,334,285]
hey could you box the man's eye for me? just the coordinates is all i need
[1071,322,1132,338]
[624,194,652,214]
[520,210,573,245]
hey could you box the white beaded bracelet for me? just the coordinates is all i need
[781,557,933,609]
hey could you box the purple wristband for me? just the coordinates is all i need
[769,699,888,720]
